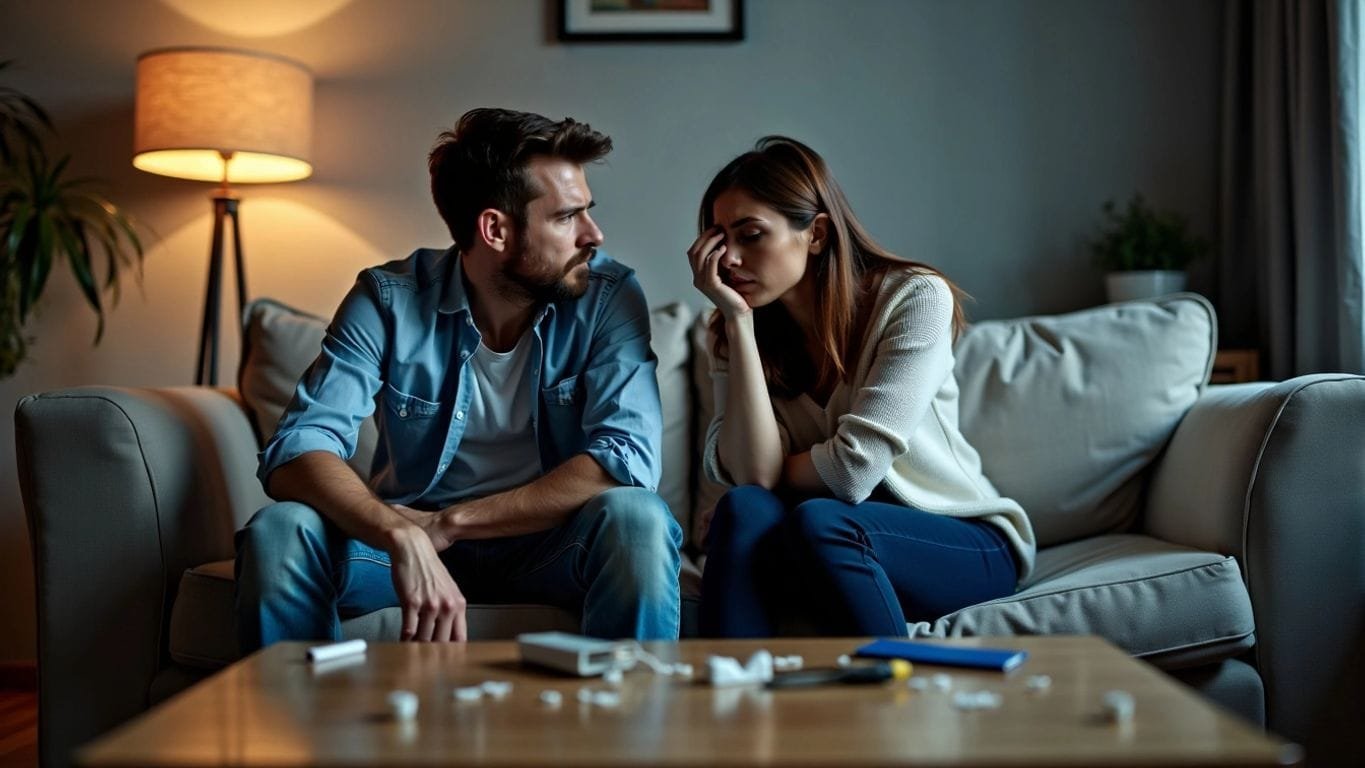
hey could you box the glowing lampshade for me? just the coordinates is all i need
[133,47,313,184]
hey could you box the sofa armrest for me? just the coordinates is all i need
[1145,374,1365,754]
[15,386,269,768]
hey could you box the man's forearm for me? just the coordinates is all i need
[440,453,617,541]
[267,451,418,552]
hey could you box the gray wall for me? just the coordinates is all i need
[0,0,1222,662]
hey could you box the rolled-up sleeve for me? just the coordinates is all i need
[258,276,387,488]
[579,274,663,490]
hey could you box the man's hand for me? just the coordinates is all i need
[386,525,467,642]
[392,504,458,552]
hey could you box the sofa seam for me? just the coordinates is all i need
[979,556,1241,604]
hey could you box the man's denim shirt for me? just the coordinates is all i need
[258,247,663,506]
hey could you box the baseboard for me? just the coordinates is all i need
[0,660,37,690]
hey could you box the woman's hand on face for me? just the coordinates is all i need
[688,227,749,319]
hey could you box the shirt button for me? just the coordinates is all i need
[398,408,408,418]
[438,462,448,472]
[465,317,473,326]
[461,351,469,359]
[456,410,465,420]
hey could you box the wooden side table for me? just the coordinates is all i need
[1212,349,1260,384]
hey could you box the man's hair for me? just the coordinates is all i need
[428,108,612,250]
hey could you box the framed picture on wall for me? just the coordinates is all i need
[558,0,744,42]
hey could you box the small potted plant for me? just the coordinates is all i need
[0,60,144,377]
[1090,194,1208,303]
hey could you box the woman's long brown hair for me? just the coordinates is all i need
[700,136,968,399]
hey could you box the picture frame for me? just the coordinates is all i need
[558,0,744,42]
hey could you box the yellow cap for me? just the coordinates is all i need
[889,659,913,681]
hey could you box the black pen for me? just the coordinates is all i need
[767,659,912,689]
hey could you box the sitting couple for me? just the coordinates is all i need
[235,108,1037,651]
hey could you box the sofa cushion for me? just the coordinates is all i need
[905,533,1255,669]
[169,556,706,670]
[953,293,1216,547]
[239,298,697,538]
[240,298,379,478]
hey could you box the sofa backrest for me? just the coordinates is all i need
[242,292,1216,554]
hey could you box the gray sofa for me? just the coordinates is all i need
[17,292,1365,766]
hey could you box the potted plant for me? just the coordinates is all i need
[1090,194,1208,303]
[0,60,144,378]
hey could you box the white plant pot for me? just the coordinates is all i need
[1105,270,1187,303]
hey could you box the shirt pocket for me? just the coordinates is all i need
[542,375,580,407]
[383,383,442,420]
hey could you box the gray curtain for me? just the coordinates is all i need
[1218,0,1364,378]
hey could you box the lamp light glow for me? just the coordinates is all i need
[133,47,313,184]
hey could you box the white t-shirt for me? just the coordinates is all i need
[435,329,542,501]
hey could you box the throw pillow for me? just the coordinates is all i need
[953,293,1216,547]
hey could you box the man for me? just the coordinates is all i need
[235,108,681,650]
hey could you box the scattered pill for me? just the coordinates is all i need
[603,668,624,686]
[387,689,419,721]
[952,690,1003,710]
[453,686,484,702]
[836,654,852,668]
[1025,675,1052,692]
[480,681,512,698]
[1102,690,1135,723]
[576,688,594,704]
[539,690,563,707]
[931,673,953,692]
[908,676,931,692]
[590,690,622,708]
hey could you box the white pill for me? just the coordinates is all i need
[931,673,953,691]
[1025,675,1052,692]
[836,654,852,668]
[603,668,624,686]
[576,688,594,704]
[908,676,931,692]
[1103,690,1135,723]
[539,690,563,707]
[674,663,694,678]
[590,690,622,708]
[480,680,512,698]
[453,686,484,702]
[387,690,419,721]
[952,690,1003,710]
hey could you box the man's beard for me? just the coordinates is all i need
[499,243,594,304]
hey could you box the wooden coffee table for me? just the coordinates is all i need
[78,636,1299,766]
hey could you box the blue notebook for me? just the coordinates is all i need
[854,639,1028,672]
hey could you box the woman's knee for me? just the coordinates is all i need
[785,498,859,545]
[711,484,785,533]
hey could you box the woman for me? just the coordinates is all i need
[689,137,1036,638]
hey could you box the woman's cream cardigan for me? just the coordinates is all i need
[703,268,1037,583]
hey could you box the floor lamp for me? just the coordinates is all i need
[132,47,313,385]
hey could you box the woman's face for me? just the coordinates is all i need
[710,188,819,309]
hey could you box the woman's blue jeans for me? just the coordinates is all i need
[235,486,683,652]
[699,485,1018,638]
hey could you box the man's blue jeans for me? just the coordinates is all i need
[235,486,682,652]
[699,485,1018,638]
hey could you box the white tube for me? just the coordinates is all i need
[306,638,367,663]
